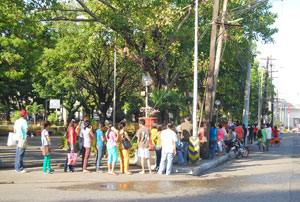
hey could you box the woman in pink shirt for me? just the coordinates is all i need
[105,122,119,176]
[217,124,224,156]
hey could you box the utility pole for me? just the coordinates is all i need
[211,0,228,118]
[257,68,264,128]
[113,51,116,126]
[261,57,269,125]
[192,0,199,137]
[242,41,252,128]
[202,0,220,159]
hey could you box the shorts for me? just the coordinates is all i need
[138,148,150,159]
[107,146,118,164]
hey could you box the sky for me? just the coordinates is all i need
[257,0,300,104]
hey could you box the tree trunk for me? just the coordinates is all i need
[202,0,220,159]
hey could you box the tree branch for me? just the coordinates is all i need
[40,17,95,22]
[97,0,118,12]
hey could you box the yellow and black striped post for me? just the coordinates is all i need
[188,136,200,165]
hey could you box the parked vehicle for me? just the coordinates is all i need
[230,139,250,159]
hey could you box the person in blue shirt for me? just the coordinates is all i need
[209,122,218,159]
[95,122,105,173]
[176,133,185,165]
[13,110,29,173]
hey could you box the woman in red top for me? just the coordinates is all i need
[273,126,279,137]
[64,119,79,172]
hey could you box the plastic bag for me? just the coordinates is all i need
[67,153,77,165]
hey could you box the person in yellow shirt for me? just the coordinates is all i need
[152,124,162,171]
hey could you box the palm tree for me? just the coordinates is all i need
[26,102,44,125]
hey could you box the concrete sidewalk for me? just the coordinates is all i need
[0,135,254,176]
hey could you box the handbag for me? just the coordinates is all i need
[42,145,50,156]
[17,137,27,150]
[7,132,17,146]
[122,138,132,150]
[67,153,77,165]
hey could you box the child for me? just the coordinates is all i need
[106,122,119,176]
[41,122,54,174]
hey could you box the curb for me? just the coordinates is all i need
[173,152,235,176]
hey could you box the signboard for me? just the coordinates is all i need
[288,104,290,114]
[50,99,60,109]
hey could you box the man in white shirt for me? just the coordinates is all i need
[264,124,272,151]
[158,122,177,175]
[13,110,29,173]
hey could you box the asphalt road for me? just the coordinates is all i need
[0,133,299,202]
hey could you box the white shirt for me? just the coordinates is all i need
[160,128,177,153]
[83,127,92,148]
[41,129,50,146]
[265,127,272,140]
[280,126,284,133]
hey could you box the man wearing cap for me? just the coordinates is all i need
[13,110,29,173]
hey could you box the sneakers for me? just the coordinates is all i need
[16,170,27,173]
[83,170,91,173]
[125,171,132,175]
[139,171,145,174]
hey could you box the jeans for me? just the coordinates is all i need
[82,147,91,170]
[258,141,265,151]
[158,152,174,175]
[176,149,185,164]
[120,149,130,173]
[155,147,162,169]
[96,146,103,171]
[266,139,271,151]
[43,155,51,173]
[208,139,217,159]
[64,143,75,172]
[15,146,25,172]
[78,136,83,156]
[182,141,189,163]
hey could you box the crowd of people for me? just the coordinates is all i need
[12,110,285,175]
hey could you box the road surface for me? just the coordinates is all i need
[0,133,299,202]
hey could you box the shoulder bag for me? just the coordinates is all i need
[17,137,27,150]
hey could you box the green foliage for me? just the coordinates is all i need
[48,113,57,124]
[26,102,44,125]
[10,111,20,123]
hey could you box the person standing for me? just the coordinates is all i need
[253,124,258,142]
[265,124,272,151]
[217,124,224,156]
[180,115,193,164]
[64,119,79,172]
[153,125,162,171]
[208,122,218,159]
[248,124,254,144]
[78,116,88,157]
[158,122,177,175]
[257,129,266,152]
[82,120,95,173]
[41,122,54,174]
[106,122,119,176]
[137,119,152,174]
[119,122,132,175]
[280,124,284,139]
[14,110,29,173]
[95,122,105,173]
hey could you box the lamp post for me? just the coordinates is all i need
[142,75,152,117]
[215,100,220,124]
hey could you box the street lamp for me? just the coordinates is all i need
[215,100,221,123]
[142,75,152,117]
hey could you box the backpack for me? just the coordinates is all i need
[257,130,262,138]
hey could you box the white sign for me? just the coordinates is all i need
[50,99,60,109]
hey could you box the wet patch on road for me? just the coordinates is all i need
[50,177,245,193]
